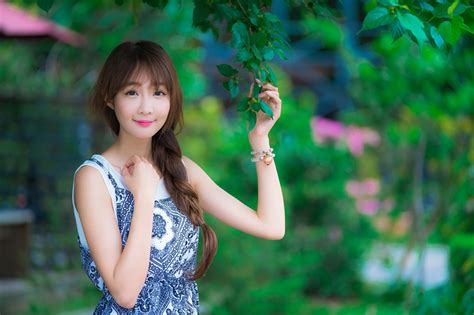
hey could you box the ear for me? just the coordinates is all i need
[106,101,114,110]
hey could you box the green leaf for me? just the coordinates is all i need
[247,110,256,128]
[231,32,243,48]
[251,100,261,111]
[359,7,394,34]
[379,0,399,6]
[391,20,405,41]
[237,97,250,112]
[249,3,259,16]
[461,22,474,34]
[275,48,288,60]
[274,34,291,49]
[250,32,267,48]
[259,99,274,119]
[236,49,252,62]
[252,81,261,98]
[251,46,263,61]
[438,18,461,45]
[259,70,268,83]
[452,3,472,16]
[264,64,278,84]
[420,2,434,12]
[264,12,280,23]
[262,47,274,61]
[430,26,445,48]
[217,64,238,77]
[37,0,54,12]
[250,16,259,26]
[396,11,427,44]
[222,80,230,91]
[433,3,451,18]
[447,0,460,15]
[229,79,239,99]
[232,22,249,42]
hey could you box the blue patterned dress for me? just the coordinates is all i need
[72,154,200,314]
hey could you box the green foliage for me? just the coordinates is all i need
[345,29,474,312]
[359,7,395,33]
[192,0,287,123]
[359,0,473,49]
[27,0,473,124]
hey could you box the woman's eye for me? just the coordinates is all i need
[125,90,138,96]
[154,91,166,96]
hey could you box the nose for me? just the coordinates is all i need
[138,95,153,114]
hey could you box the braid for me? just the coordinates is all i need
[152,130,217,280]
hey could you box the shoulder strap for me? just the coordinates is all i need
[88,157,120,190]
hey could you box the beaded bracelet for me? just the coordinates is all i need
[250,148,275,165]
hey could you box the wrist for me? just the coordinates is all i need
[133,193,155,206]
[249,134,270,150]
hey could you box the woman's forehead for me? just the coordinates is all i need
[125,69,166,87]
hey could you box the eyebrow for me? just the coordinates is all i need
[124,81,167,88]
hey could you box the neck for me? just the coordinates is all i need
[112,132,154,162]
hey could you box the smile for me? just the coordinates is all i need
[134,120,154,127]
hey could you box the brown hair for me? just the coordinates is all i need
[89,40,217,280]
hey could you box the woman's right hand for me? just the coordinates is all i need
[121,155,161,202]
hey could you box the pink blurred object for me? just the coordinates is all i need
[345,179,380,198]
[311,116,345,143]
[311,116,380,156]
[0,0,86,46]
[356,199,379,215]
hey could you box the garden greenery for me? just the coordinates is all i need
[32,0,474,125]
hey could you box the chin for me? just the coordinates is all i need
[135,131,159,139]
[119,123,164,139]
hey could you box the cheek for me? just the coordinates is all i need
[159,101,171,116]
[114,106,133,121]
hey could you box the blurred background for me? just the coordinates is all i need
[0,0,473,314]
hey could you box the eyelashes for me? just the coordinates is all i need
[124,90,167,96]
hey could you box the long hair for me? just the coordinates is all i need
[89,40,217,280]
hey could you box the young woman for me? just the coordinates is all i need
[72,40,284,314]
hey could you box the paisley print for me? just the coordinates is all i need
[73,154,200,314]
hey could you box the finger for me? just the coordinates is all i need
[259,91,281,104]
[255,78,278,91]
[128,155,140,164]
[121,164,131,177]
[124,156,139,172]
[261,83,278,92]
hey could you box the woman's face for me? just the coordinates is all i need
[109,71,170,140]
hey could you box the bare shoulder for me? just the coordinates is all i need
[182,155,207,189]
[74,165,112,212]
[75,164,102,184]
[74,165,107,193]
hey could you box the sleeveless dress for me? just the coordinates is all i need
[71,154,200,314]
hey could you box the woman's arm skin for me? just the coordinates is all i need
[184,81,285,240]
[74,155,160,308]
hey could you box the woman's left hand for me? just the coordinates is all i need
[248,81,282,139]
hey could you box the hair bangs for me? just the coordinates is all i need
[125,54,171,92]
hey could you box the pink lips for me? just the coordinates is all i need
[135,120,154,127]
